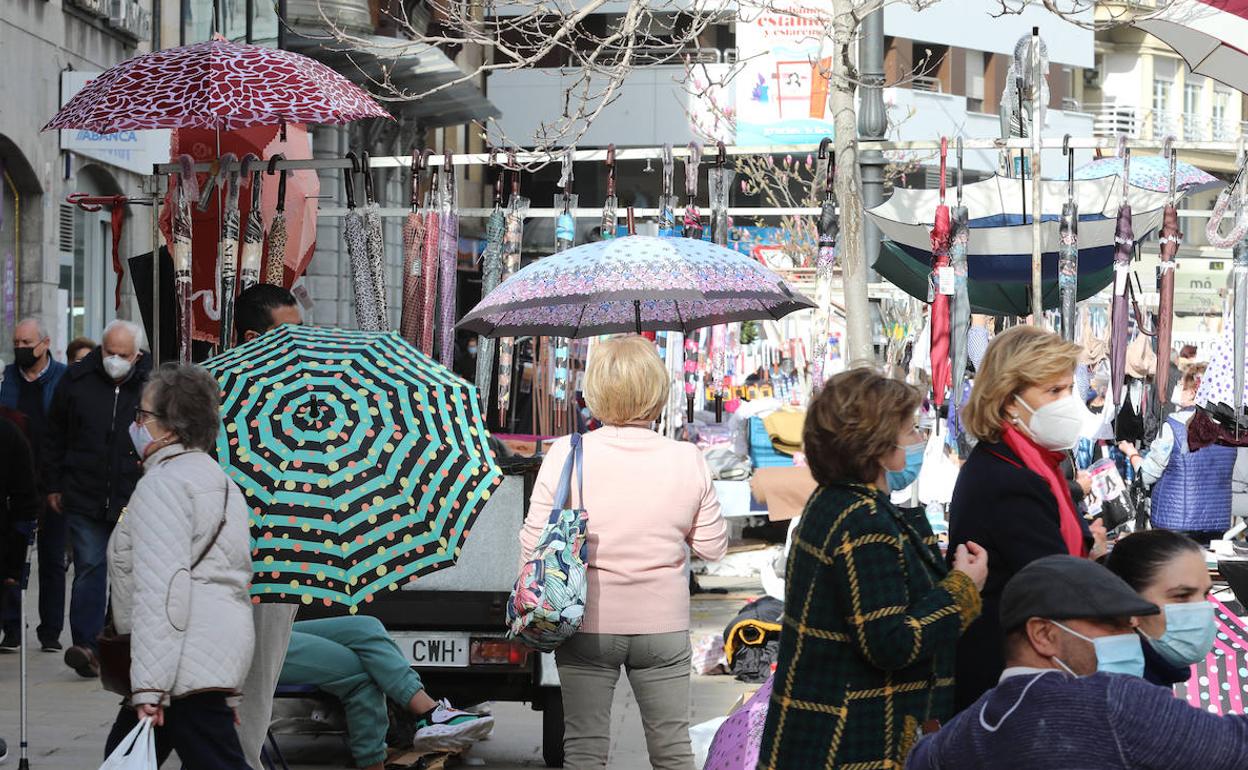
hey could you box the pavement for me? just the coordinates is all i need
[0,574,762,769]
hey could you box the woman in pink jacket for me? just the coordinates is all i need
[522,335,728,770]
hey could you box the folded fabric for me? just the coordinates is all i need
[763,409,805,455]
[750,466,817,521]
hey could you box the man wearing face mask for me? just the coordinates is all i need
[0,318,67,653]
[907,555,1248,770]
[44,319,151,678]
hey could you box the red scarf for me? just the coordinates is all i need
[1000,424,1088,557]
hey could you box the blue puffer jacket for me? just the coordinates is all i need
[0,358,67,414]
[1151,415,1237,532]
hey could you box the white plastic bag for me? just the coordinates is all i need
[100,718,157,770]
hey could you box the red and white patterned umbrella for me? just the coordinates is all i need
[43,39,389,133]
[1135,0,1248,94]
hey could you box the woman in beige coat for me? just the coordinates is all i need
[105,364,254,768]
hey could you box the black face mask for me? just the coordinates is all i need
[14,346,39,370]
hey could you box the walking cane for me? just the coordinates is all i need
[14,524,35,770]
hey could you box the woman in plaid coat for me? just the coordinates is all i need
[757,369,987,770]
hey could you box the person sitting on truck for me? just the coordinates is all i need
[279,616,494,768]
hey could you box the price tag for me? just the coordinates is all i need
[937,266,955,296]
[1114,266,1129,294]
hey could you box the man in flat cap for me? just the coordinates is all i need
[907,555,1248,769]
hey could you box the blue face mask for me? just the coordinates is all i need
[886,440,926,491]
[1148,602,1216,667]
[1051,621,1145,678]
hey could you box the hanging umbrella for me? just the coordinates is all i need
[417,150,443,356]
[811,137,838,392]
[43,39,389,133]
[239,167,265,292]
[1074,154,1221,195]
[475,160,506,410]
[1196,316,1248,425]
[659,143,676,237]
[1059,135,1080,342]
[360,153,390,332]
[343,153,382,332]
[1156,141,1183,406]
[600,144,618,241]
[684,142,704,241]
[263,154,289,287]
[553,149,577,426]
[400,149,427,345]
[173,154,198,364]
[205,324,502,608]
[929,138,952,408]
[457,235,815,339]
[437,152,459,366]
[707,143,735,419]
[1232,233,1248,422]
[497,156,528,415]
[1134,0,1248,96]
[555,147,576,253]
[1111,141,1134,408]
[1173,596,1248,714]
[215,153,249,350]
[950,137,972,406]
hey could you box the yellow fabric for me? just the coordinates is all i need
[763,409,806,455]
[723,619,783,665]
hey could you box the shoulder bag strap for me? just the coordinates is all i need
[552,434,584,511]
[190,480,231,572]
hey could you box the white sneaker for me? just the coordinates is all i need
[412,699,495,753]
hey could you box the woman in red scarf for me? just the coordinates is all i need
[947,325,1108,712]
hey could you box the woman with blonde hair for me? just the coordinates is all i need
[521,335,728,770]
[947,324,1106,711]
[758,367,986,770]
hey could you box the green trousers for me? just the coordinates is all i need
[279,616,425,768]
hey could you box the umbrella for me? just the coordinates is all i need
[600,144,618,241]
[1232,233,1248,422]
[239,167,265,291]
[811,137,838,392]
[684,142,704,241]
[475,162,506,411]
[553,149,578,426]
[457,235,815,339]
[497,161,529,415]
[707,143,735,418]
[1059,136,1080,342]
[211,153,248,350]
[556,147,576,253]
[417,150,442,355]
[659,143,677,237]
[361,153,391,333]
[929,138,952,407]
[173,154,198,364]
[400,149,427,345]
[950,137,972,407]
[1074,154,1221,195]
[1156,142,1183,406]
[1196,318,1248,422]
[1134,0,1248,96]
[437,153,459,366]
[263,154,289,287]
[1110,143,1134,408]
[1173,596,1248,714]
[704,677,772,770]
[43,39,389,133]
[343,153,382,332]
[205,324,503,608]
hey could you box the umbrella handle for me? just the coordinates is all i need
[344,152,359,210]
[716,141,727,168]
[1063,134,1074,199]
[939,137,948,203]
[1117,134,1130,205]
[606,144,617,198]
[662,143,674,199]
[409,147,423,211]
[508,149,520,198]
[178,154,200,203]
[685,142,701,198]
[361,152,376,205]
[818,136,834,202]
[1162,135,1177,202]
[956,136,964,206]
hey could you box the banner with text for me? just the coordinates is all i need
[734,3,834,146]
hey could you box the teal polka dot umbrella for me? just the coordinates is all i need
[205,324,502,610]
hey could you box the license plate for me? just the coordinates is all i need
[393,632,471,668]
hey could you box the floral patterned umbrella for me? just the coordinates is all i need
[43,38,389,133]
[1075,155,1221,195]
[458,235,814,338]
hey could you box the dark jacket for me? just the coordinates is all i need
[1141,635,1191,687]
[758,481,981,769]
[0,357,67,414]
[44,348,151,522]
[946,440,1092,712]
[1,414,40,583]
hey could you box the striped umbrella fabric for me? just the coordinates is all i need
[1135,0,1248,95]
[1174,596,1248,715]
[206,324,503,609]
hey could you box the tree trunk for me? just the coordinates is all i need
[831,0,874,365]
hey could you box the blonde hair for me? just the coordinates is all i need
[962,325,1082,442]
[584,336,670,425]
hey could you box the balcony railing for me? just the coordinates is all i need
[912,76,943,93]
[1086,103,1244,142]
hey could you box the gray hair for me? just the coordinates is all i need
[144,364,221,452]
[16,317,50,341]
[103,319,149,351]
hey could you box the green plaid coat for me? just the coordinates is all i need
[757,481,981,770]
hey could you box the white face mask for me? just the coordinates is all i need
[104,354,133,380]
[1014,393,1090,451]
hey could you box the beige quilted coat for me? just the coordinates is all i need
[108,444,255,706]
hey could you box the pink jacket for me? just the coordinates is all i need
[522,426,728,635]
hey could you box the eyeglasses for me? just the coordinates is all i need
[135,408,163,425]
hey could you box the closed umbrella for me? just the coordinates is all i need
[929,138,952,407]
[811,137,838,392]
[1111,141,1134,407]
[239,167,265,291]
[361,153,390,332]
[555,147,576,253]
[707,143,734,419]
[400,149,427,345]
[475,161,506,411]
[1059,136,1080,342]
[1233,233,1248,424]
[553,149,577,427]
[1156,141,1182,405]
[173,154,198,364]
[216,153,249,350]
[950,137,972,405]
[343,153,381,332]
[659,143,676,237]
[683,142,703,420]
[263,154,288,287]
[497,158,528,415]
[600,144,618,241]
[418,150,442,354]
[437,152,459,366]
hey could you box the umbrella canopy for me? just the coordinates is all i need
[1173,596,1248,715]
[458,235,815,339]
[206,324,502,608]
[867,175,1168,284]
[1074,155,1221,195]
[1135,0,1248,96]
[705,677,773,770]
[43,39,389,133]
